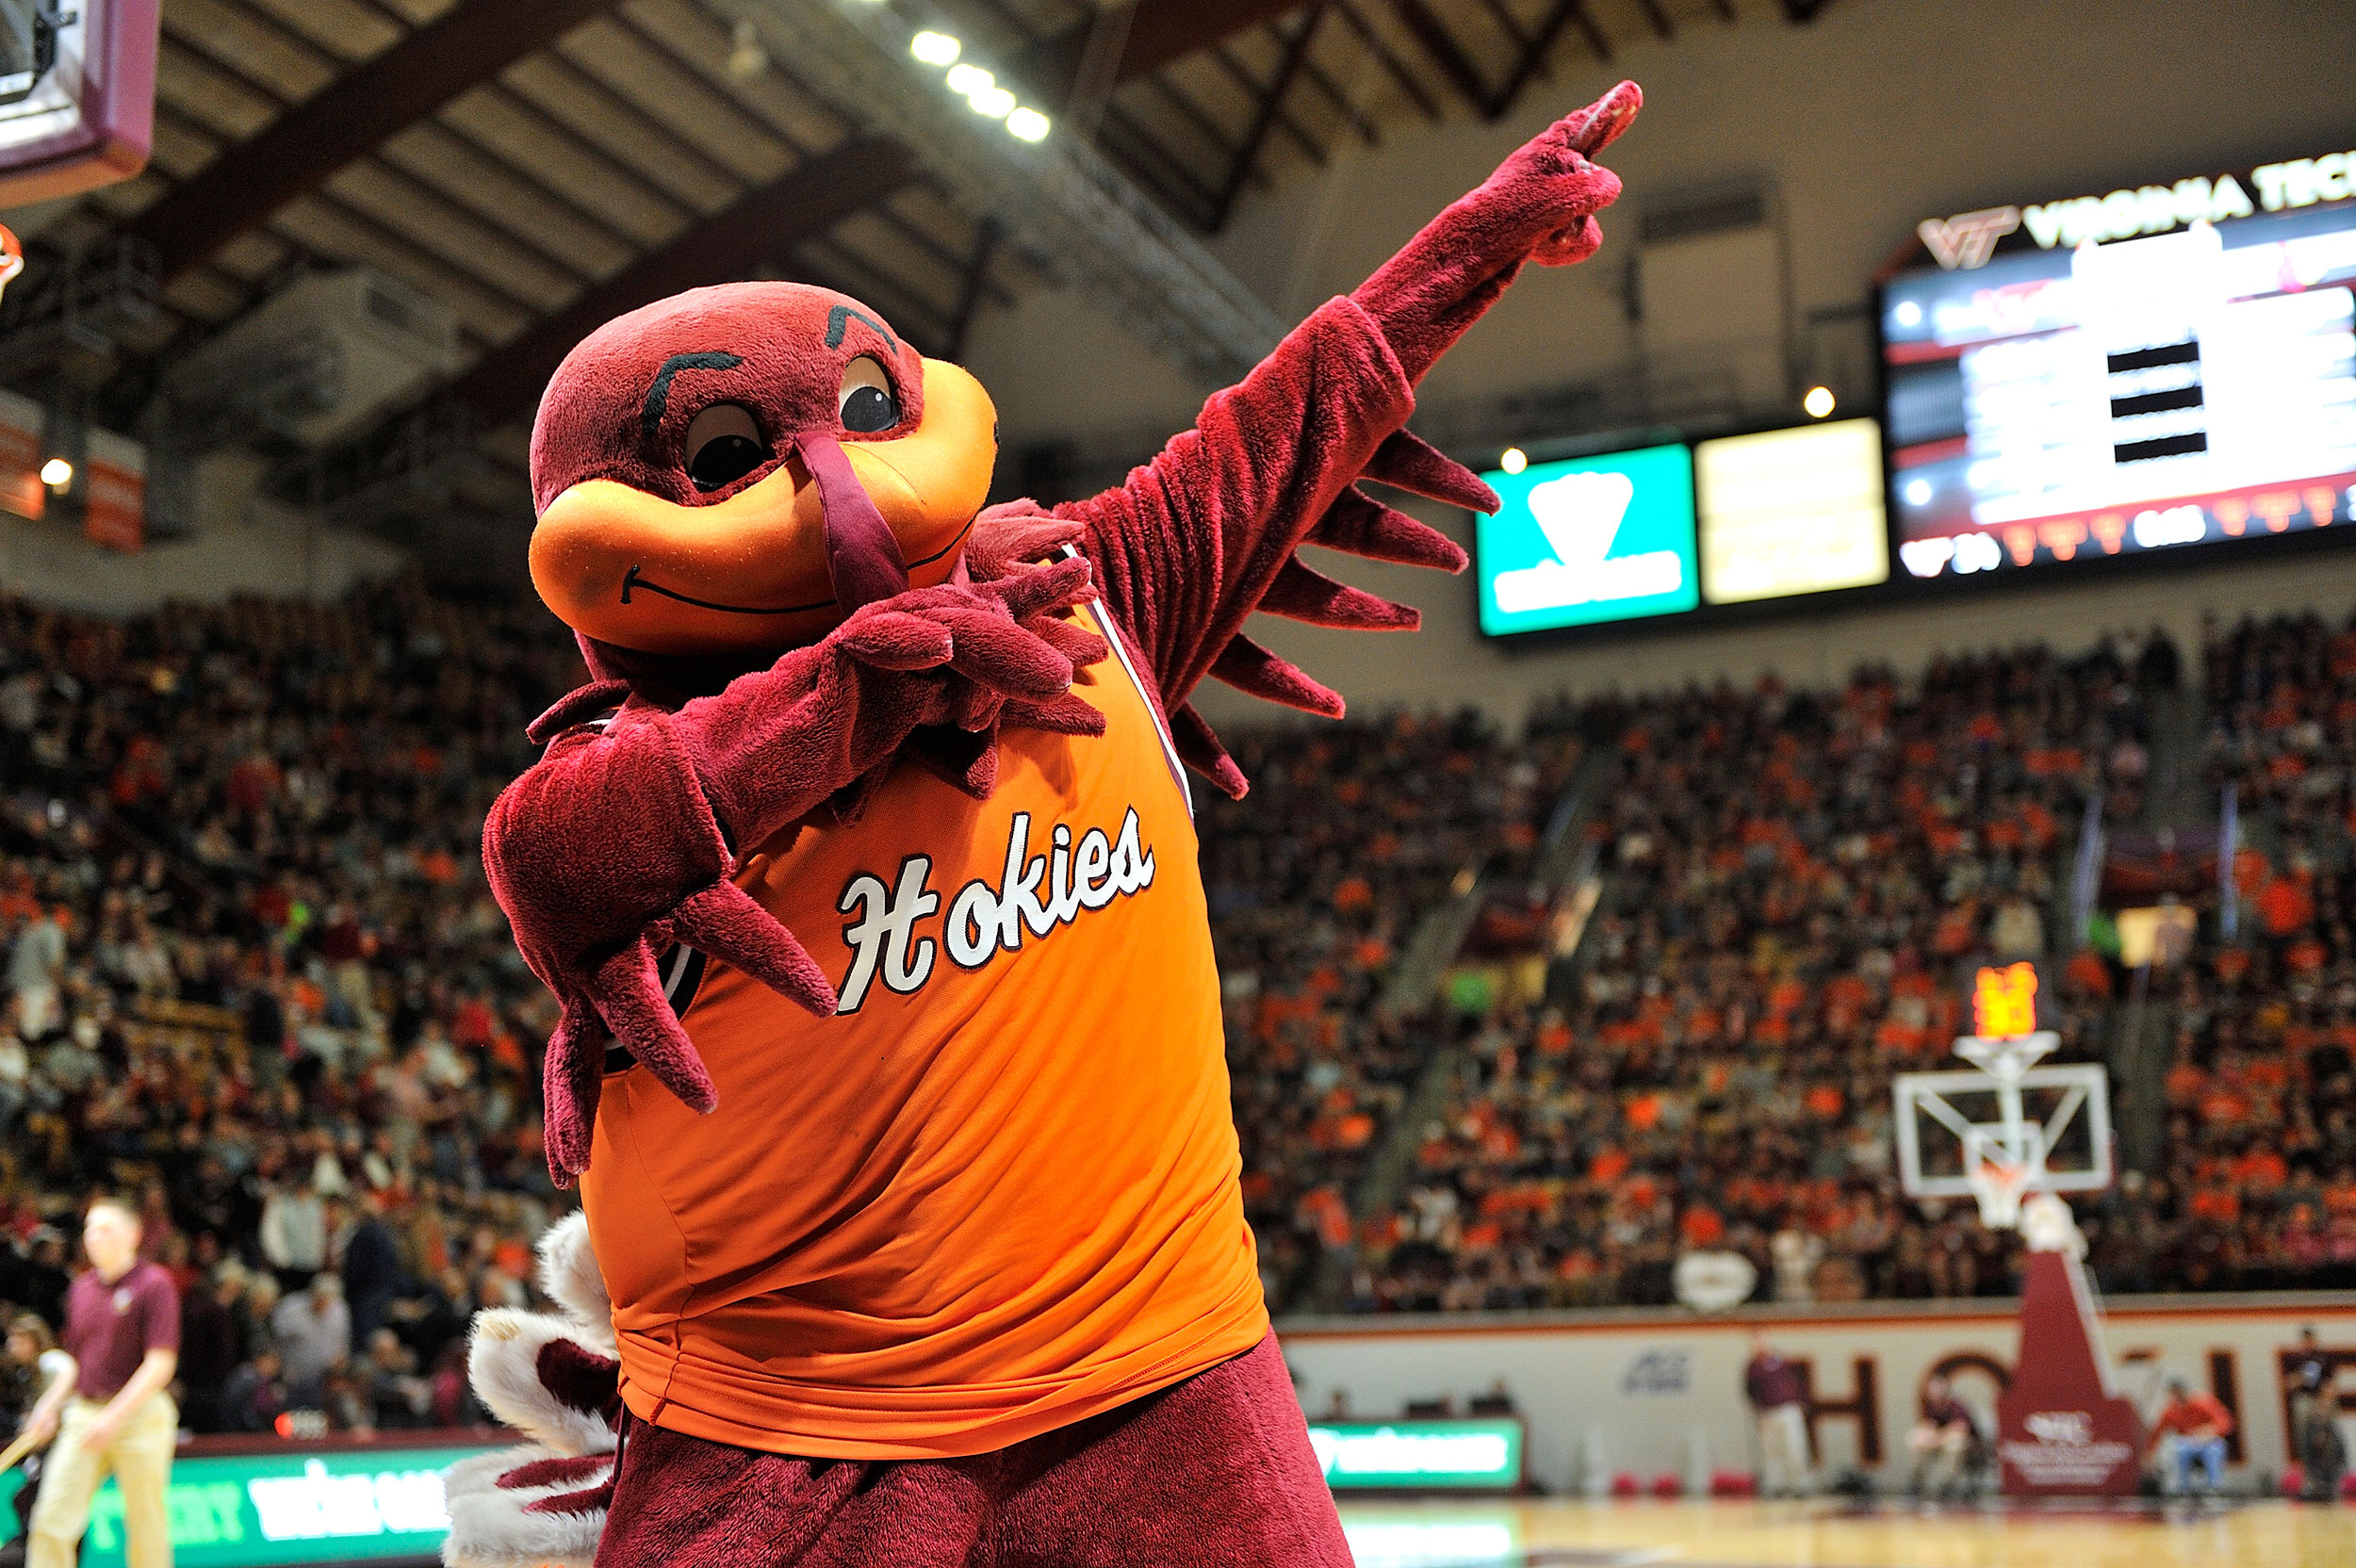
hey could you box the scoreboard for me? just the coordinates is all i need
[1476,142,2356,640]
[1884,147,2356,580]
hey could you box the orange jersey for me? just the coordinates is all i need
[582,600,1268,1459]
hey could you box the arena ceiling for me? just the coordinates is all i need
[0,0,1832,523]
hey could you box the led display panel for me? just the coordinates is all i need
[1884,149,2356,581]
[1476,443,1697,636]
[1695,418,1889,604]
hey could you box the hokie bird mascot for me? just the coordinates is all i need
[450,83,1640,1568]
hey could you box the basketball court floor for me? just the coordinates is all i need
[1335,1495,2356,1567]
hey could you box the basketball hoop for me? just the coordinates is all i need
[1968,1157,2034,1231]
[0,226,21,307]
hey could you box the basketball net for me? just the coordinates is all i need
[1968,1156,2034,1231]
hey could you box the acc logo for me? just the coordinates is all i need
[2024,1411,2092,1446]
[1917,206,2021,271]
[1621,1349,1691,1396]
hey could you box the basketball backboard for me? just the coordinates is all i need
[1891,965,2114,1228]
[0,0,156,207]
[1894,1037,2114,1227]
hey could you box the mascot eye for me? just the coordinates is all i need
[838,355,900,434]
[685,403,768,492]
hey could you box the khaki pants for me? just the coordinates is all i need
[1757,1402,1811,1496]
[27,1392,176,1568]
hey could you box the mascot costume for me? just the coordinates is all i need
[448,81,1640,1567]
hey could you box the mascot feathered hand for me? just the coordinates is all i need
[461,84,1635,1568]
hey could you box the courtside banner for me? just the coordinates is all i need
[0,1442,506,1565]
[1306,1419,1526,1490]
[1282,1296,2356,1492]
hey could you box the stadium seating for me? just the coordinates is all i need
[1,582,2348,1410]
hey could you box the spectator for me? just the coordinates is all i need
[2137,626,2182,692]
[0,1233,65,1331]
[269,1273,350,1407]
[0,1316,56,1434]
[175,1261,248,1435]
[2148,1376,2234,1496]
[2284,1327,2343,1501]
[1770,1225,1824,1305]
[258,1181,327,1291]
[341,1191,405,1353]
[1743,1331,1811,1498]
[219,1346,286,1435]
[361,1329,431,1430]
[0,1315,57,1568]
[8,906,65,1042]
[1907,1375,1979,1500]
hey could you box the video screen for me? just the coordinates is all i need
[1883,170,2356,580]
[1694,418,1889,604]
[1476,442,1697,636]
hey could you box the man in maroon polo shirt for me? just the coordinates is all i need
[20,1198,180,1568]
[1743,1329,1812,1497]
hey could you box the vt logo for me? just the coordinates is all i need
[1917,205,2021,270]
[1526,469,1635,569]
[1489,465,1683,618]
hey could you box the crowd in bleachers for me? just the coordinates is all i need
[2136,609,2356,1292]
[0,579,578,1433]
[1344,643,2162,1313]
[0,576,2348,1417]
[1201,714,1573,1307]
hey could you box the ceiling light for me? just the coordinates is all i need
[1498,448,1528,475]
[726,19,768,80]
[910,30,960,66]
[1006,106,1050,142]
[969,85,1016,118]
[945,63,992,96]
[1803,385,1836,418]
[40,457,70,488]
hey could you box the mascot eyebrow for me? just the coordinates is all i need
[641,351,745,441]
[826,305,897,353]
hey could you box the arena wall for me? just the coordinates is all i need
[1276,1296,2356,1494]
[0,506,406,615]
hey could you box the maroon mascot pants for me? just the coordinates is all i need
[595,1334,1351,1566]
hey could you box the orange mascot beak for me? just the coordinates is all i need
[524,285,998,658]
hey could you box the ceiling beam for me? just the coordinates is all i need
[449,137,919,425]
[1490,0,1608,120]
[123,0,624,286]
[1331,1,1441,122]
[1015,0,1314,102]
[1391,0,1491,113]
[360,0,1317,436]
[1211,7,1327,231]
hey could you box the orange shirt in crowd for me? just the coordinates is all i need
[2258,876,2315,936]
[582,604,1266,1459]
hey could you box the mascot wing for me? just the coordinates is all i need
[1050,81,1639,799]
